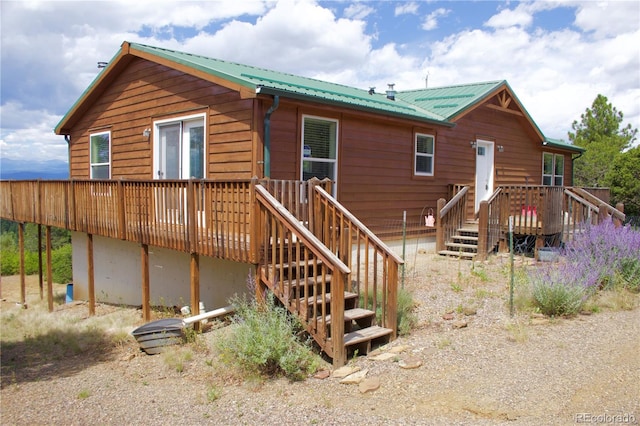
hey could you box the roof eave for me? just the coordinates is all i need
[543,140,585,153]
[256,86,455,128]
[55,41,132,135]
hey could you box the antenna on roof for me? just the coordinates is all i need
[425,71,430,88]
[97,62,108,69]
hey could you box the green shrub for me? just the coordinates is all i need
[618,258,640,292]
[216,293,320,381]
[51,244,73,283]
[531,280,586,317]
[0,249,19,275]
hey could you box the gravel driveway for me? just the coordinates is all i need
[1,254,639,425]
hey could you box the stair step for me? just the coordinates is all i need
[445,242,478,250]
[344,325,393,347]
[452,235,479,242]
[304,291,357,305]
[323,308,376,325]
[438,250,477,259]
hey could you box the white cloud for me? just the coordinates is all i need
[395,2,420,17]
[484,6,533,29]
[0,102,67,162]
[1,0,638,163]
[426,9,639,138]
[574,1,640,38]
[421,8,450,31]
[344,3,374,20]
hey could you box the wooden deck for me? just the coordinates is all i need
[0,177,403,367]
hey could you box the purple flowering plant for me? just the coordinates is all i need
[529,220,640,316]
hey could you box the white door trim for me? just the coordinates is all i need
[474,139,495,212]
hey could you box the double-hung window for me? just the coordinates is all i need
[301,116,338,194]
[90,131,111,179]
[542,152,564,186]
[414,133,435,176]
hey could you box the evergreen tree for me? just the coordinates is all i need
[569,94,637,187]
[606,146,640,217]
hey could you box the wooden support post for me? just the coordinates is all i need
[18,223,25,305]
[477,201,488,261]
[613,203,624,228]
[141,244,150,322]
[386,262,398,340]
[249,178,259,264]
[436,198,446,252]
[46,226,53,312]
[331,270,346,367]
[190,253,200,332]
[87,234,95,316]
[38,224,43,300]
[598,203,609,224]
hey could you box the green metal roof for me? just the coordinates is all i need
[394,81,506,120]
[56,41,576,151]
[544,137,585,153]
[130,42,449,125]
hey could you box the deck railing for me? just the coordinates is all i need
[0,179,255,263]
[476,188,503,260]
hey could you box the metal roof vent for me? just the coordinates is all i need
[386,83,396,101]
[368,87,376,95]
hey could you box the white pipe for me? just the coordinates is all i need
[182,305,234,325]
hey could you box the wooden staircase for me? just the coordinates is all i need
[261,256,393,358]
[254,181,401,366]
[438,221,479,259]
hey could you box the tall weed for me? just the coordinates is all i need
[216,293,320,381]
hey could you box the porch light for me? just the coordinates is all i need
[498,145,504,152]
[470,141,477,149]
[143,128,151,139]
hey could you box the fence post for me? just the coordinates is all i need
[477,201,488,261]
[436,198,446,252]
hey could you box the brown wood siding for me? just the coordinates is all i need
[68,58,255,180]
[269,98,566,230]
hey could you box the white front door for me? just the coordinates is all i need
[474,139,495,212]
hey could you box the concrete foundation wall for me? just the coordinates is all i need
[71,232,252,310]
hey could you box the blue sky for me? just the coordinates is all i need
[1,0,638,163]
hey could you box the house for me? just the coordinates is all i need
[4,41,617,366]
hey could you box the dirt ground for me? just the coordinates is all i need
[1,254,639,425]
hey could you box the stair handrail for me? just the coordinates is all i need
[255,185,350,274]
[436,186,469,252]
[254,184,350,366]
[568,187,625,223]
[313,186,404,265]
[439,186,469,218]
[311,184,402,342]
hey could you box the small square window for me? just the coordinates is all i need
[415,134,435,176]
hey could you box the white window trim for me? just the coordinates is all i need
[542,152,564,186]
[300,114,339,196]
[414,133,435,176]
[90,130,111,179]
[152,112,206,180]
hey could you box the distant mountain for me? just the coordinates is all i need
[0,158,69,180]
